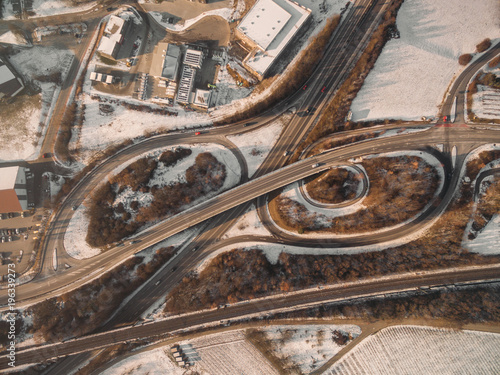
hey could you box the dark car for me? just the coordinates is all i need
[42,153,51,158]
[306,107,315,114]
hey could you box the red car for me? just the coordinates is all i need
[302,85,307,90]
[195,132,201,135]
[321,86,326,93]
[443,116,448,122]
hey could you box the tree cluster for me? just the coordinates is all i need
[164,241,498,315]
[305,168,360,204]
[86,152,226,247]
[287,285,500,324]
[29,247,175,341]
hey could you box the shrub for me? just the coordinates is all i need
[459,54,473,66]
[476,38,491,53]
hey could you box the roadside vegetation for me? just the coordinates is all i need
[29,246,176,341]
[284,284,500,324]
[272,155,440,234]
[304,167,361,204]
[217,15,341,124]
[86,150,226,247]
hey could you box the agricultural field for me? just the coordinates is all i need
[326,325,500,375]
[182,330,278,375]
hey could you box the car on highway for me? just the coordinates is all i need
[155,279,161,286]
[302,85,307,90]
[195,132,201,135]
[321,86,326,93]
[306,107,315,114]
[42,153,51,158]
[443,115,448,122]
[283,150,292,156]
[312,163,321,168]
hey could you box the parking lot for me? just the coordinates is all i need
[0,209,43,279]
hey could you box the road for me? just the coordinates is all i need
[2,264,499,369]
[1,0,500,372]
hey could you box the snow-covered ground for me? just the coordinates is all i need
[351,0,500,122]
[181,330,278,375]
[460,144,500,255]
[150,7,232,32]
[0,47,74,161]
[262,324,361,373]
[221,204,270,240]
[64,143,241,259]
[472,84,500,120]
[227,115,287,177]
[1,0,95,19]
[101,346,185,375]
[326,325,500,375]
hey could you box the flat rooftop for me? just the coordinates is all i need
[237,0,292,50]
[243,0,311,78]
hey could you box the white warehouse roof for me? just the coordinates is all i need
[238,0,292,50]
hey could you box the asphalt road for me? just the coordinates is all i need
[2,264,500,369]
[2,0,500,372]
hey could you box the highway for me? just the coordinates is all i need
[2,264,500,369]
[1,0,500,372]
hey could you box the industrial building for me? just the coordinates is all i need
[0,166,28,213]
[235,0,311,80]
[97,15,129,60]
[0,58,24,99]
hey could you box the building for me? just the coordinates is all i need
[193,89,211,109]
[176,65,196,104]
[0,166,28,213]
[161,44,181,81]
[183,49,203,69]
[235,0,311,80]
[0,58,24,99]
[97,15,129,60]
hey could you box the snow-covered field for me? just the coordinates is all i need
[326,325,500,375]
[221,204,270,239]
[0,47,74,161]
[351,0,500,122]
[1,0,95,19]
[64,143,241,259]
[227,115,287,177]
[262,324,361,373]
[101,346,185,375]
[183,330,278,375]
[472,84,500,120]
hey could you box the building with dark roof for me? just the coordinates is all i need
[0,58,24,99]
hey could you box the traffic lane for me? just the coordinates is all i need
[4,127,498,306]
[5,264,500,368]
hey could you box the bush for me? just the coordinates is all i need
[488,55,500,68]
[459,54,473,66]
[476,38,491,53]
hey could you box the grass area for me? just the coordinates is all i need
[0,91,42,146]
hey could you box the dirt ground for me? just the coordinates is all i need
[169,15,231,47]
[140,0,232,20]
